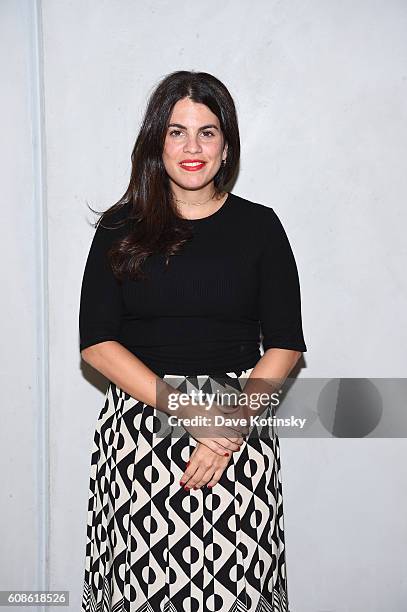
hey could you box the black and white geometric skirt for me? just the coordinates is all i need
[81,367,290,612]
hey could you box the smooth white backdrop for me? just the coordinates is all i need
[1,1,406,610]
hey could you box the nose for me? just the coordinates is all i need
[184,133,202,154]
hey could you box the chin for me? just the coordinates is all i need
[171,174,213,191]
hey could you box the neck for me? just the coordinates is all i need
[171,183,222,206]
[171,184,228,220]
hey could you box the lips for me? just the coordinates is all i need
[179,160,206,172]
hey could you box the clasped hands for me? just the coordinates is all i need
[172,395,251,457]
[157,375,278,458]
[169,377,279,490]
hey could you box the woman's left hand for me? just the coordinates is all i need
[179,440,242,490]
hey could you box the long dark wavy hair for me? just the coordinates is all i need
[88,70,240,281]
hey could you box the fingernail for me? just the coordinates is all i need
[207,484,212,488]
[186,461,190,467]
[184,486,190,490]
[193,486,197,490]
[180,481,185,486]
[224,453,229,457]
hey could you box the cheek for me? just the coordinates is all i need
[163,139,182,160]
[204,140,223,157]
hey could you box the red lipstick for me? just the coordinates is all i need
[179,159,206,172]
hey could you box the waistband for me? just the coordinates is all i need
[161,366,254,379]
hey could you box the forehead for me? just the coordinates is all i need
[169,97,220,127]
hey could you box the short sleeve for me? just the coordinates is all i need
[79,210,127,353]
[259,208,307,353]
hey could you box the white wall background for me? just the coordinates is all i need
[1,0,406,611]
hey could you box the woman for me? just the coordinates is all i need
[79,70,307,612]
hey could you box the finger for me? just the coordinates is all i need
[210,437,243,454]
[214,437,243,452]
[193,459,231,488]
[192,467,216,489]
[226,436,244,446]
[206,467,226,489]
[179,441,201,480]
[182,466,209,490]
[217,423,248,438]
[226,423,250,436]
[180,461,200,485]
[197,438,234,456]
[202,436,242,452]
[195,422,246,441]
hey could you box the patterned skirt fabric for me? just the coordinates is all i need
[81,367,290,612]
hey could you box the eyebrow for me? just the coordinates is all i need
[167,123,219,131]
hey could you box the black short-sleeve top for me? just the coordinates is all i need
[79,192,307,376]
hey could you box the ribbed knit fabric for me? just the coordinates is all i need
[79,191,307,375]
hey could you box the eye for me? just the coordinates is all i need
[168,129,216,137]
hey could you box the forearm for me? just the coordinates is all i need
[81,340,186,417]
[233,348,302,420]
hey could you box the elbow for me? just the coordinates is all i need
[81,346,97,364]
[80,342,106,364]
[80,339,120,364]
[264,347,303,360]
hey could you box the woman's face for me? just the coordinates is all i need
[163,97,228,192]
